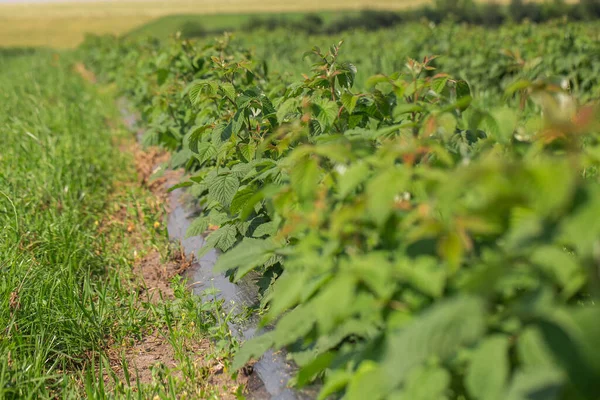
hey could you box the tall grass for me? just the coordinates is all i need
[0,51,239,399]
[0,52,133,398]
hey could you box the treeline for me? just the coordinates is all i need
[245,0,600,32]
[0,48,37,58]
[177,0,600,39]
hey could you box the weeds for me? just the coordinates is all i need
[0,52,240,399]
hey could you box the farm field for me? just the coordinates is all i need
[0,0,578,47]
[80,16,600,400]
[2,0,600,398]
[0,50,241,398]
[0,0,420,48]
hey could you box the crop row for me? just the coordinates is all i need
[81,24,600,399]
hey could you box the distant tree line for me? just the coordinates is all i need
[0,48,38,58]
[178,0,600,39]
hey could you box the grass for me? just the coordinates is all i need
[0,0,424,48]
[0,0,582,48]
[0,51,239,398]
[124,10,366,40]
[0,15,153,49]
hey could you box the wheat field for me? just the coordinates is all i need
[0,0,428,48]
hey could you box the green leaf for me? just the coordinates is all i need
[518,327,557,368]
[240,185,280,220]
[337,62,357,89]
[366,74,391,88]
[194,142,217,165]
[455,79,471,100]
[505,367,564,400]
[379,296,486,396]
[366,167,409,226]
[170,148,192,168]
[290,156,320,205]
[277,97,301,124]
[213,238,278,279]
[295,352,335,388]
[570,306,600,375]
[265,271,309,320]
[393,103,424,118]
[237,142,256,162]
[431,76,449,94]
[156,68,169,85]
[188,124,212,153]
[232,332,275,370]
[348,253,395,299]
[185,216,209,238]
[252,221,277,237]
[391,365,451,400]
[341,93,359,114]
[396,256,446,298]
[205,224,237,252]
[208,174,239,206]
[236,87,260,109]
[438,231,464,273]
[317,370,352,400]
[436,112,457,140]
[530,246,581,290]
[220,82,236,103]
[310,274,356,334]
[452,95,472,111]
[560,187,600,258]
[505,80,532,95]
[230,186,255,215]
[166,181,193,192]
[312,97,339,131]
[536,317,600,398]
[466,335,510,400]
[346,361,387,400]
[231,109,246,136]
[336,161,371,199]
[186,80,217,105]
[273,305,317,348]
[230,162,253,179]
[487,107,517,143]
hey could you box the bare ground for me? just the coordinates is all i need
[98,134,246,398]
[74,60,247,397]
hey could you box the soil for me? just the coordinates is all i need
[132,145,176,190]
[73,62,97,84]
[101,136,246,398]
[73,62,249,398]
[134,249,191,302]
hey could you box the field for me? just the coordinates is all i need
[2,0,600,398]
[125,11,354,40]
[0,50,242,398]
[79,16,600,400]
[0,0,420,48]
[0,0,574,48]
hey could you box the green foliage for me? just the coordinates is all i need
[81,21,600,399]
[0,52,238,399]
[0,54,128,398]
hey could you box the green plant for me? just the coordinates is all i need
[81,22,600,399]
[0,51,238,399]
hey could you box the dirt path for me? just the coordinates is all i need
[94,122,248,398]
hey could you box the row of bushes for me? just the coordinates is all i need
[80,23,600,399]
